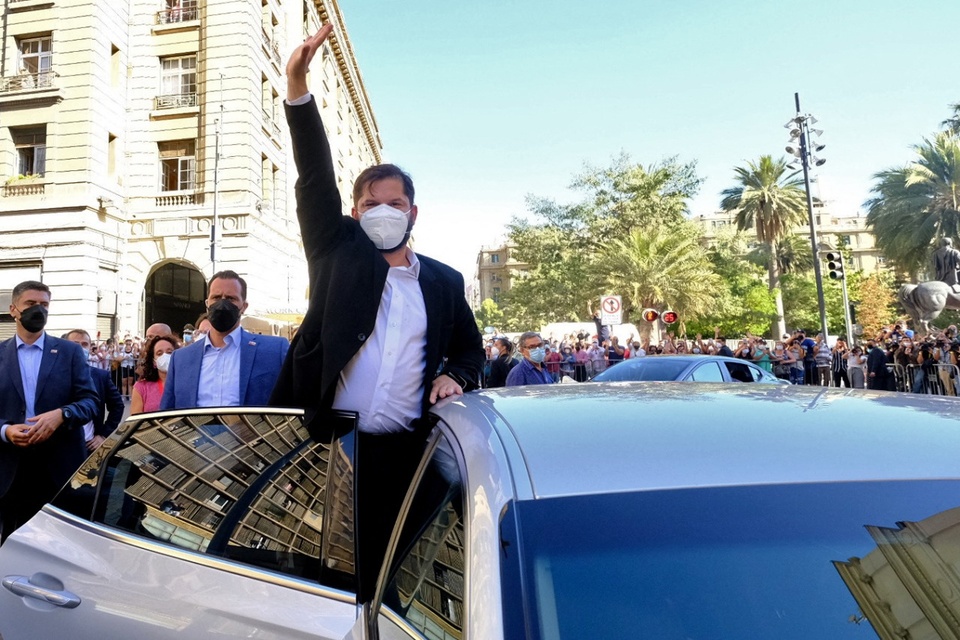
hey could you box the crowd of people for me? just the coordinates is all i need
[483,323,960,396]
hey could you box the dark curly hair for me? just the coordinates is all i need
[139,334,181,382]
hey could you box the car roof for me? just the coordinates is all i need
[434,383,960,500]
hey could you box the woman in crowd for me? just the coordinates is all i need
[846,345,867,388]
[486,337,516,388]
[772,340,794,381]
[752,340,775,373]
[785,337,806,385]
[831,338,850,387]
[130,334,181,414]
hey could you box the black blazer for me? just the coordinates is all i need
[0,334,99,501]
[90,367,124,439]
[269,98,483,433]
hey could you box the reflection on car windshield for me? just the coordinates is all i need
[506,480,960,640]
[594,359,689,381]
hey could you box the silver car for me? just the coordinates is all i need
[3,384,960,639]
[592,354,789,384]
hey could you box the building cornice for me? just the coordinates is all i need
[314,0,383,164]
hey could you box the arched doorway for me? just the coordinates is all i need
[144,262,207,337]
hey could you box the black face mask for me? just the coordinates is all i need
[208,299,241,333]
[18,305,48,333]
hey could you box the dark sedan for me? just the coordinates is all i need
[592,354,788,384]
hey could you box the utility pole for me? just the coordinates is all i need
[786,93,829,339]
[210,73,223,272]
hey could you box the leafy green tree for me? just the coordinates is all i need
[595,223,722,340]
[685,228,777,338]
[503,154,703,330]
[780,274,835,336]
[720,156,809,338]
[865,132,960,276]
[746,233,814,277]
[474,298,504,333]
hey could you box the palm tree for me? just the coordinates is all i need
[865,132,960,275]
[596,223,721,340]
[746,233,814,277]
[720,156,808,338]
[942,103,960,135]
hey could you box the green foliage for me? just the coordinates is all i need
[502,154,704,330]
[780,273,848,336]
[865,132,960,275]
[595,223,722,337]
[3,173,41,185]
[685,229,778,338]
[720,155,810,337]
[474,298,504,333]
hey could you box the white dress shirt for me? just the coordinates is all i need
[332,249,428,433]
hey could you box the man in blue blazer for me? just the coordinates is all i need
[0,281,99,542]
[160,270,289,410]
[64,329,125,450]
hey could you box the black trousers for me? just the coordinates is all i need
[354,429,428,603]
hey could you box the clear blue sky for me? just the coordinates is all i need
[338,0,960,279]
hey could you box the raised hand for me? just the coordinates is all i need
[286,24,334,101]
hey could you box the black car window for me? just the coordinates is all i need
[724,361,756,383]
[377,431,466,640]
[593,359,689,382]
[689,361,724,382]
[52,410,358,592]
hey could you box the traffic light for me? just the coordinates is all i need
[641,309,659,323]
[825,251,844,280]
[661,310,679,325]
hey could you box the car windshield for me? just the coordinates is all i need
[592,359,689,382]
[501,480,960,640]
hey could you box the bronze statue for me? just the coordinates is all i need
[899,237,960,334]
[932,237,960,288]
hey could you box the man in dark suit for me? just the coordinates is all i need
[0,281,98,542]
[866,339,890,390]
[64,329,125,451]
[160,270,289,409]
[269,26,484,601]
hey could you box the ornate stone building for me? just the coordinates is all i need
[692,205,888,273]
[0,0,382,339]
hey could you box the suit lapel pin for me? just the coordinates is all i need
[248,341,256,346]
[50,349,58,354]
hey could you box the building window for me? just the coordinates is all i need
[157,56,197,108]
[492,287,501,303]
[19,37,52,75]
[491,254,500,263]
[876,256,887,265]
[840,234,852,246]
[13,127,47,177]
[159,0,199,24]
[159,140,195,191]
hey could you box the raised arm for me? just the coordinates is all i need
[285,25,346,264]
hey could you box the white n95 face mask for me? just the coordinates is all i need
[359,204,411,252]
[155,352,172,373]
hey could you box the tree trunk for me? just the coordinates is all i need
[768,241,786,339]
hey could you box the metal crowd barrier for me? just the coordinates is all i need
[905,363,959,396]
[482,358,609,387]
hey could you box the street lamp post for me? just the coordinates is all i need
[786,92,829,340]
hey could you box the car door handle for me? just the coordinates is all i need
[2,575,82,608]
